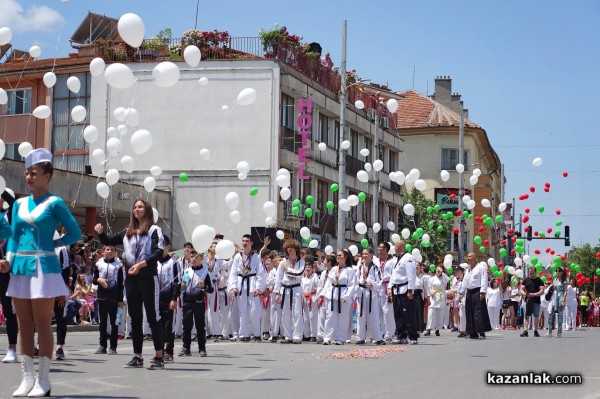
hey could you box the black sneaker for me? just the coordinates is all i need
[534,330,540,337]
[178,348,191,357]
[95,346,107,354]
[149,357,164,370]
[199,349,207,357]
[164,353,174,364]
[124,356,144,368]
[520,330,528,337]
[55,348,65,360]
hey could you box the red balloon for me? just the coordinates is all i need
[563,172,568,177]
[455,209,462,217]
[576,272,583,279]
[534,231,539,236]
[497,278,504,283]
[453,227,459,235]
[523,215,530,223]
[547,228,553,234]
[501,239,507,246]
[478,226,485,233]
[544,187,550,193]
[524,226,530,232]
[556,210,561,215]
[529,186,535,193]
[484,239,490,246]
[550,250,555,255]
[595,252,600,259]
[511,237,517,243]
[545,182,550,187]
[540,271,545,276]
[510,249,516,255]
[450,194,456,200]
[498,262,503,268]
[595,276,599,283]
[548,275,553,281]
[525,208,530,214]
[508,229,515,235]
[534,249,541,255]
[586,277,590,284]
[561,255,566,261]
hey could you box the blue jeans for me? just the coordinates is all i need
[65,300,81,323]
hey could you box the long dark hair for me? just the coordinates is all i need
[339,249,354,267]
[126,199,154,238]
[556,267,567,283]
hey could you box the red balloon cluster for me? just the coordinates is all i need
[519,194,530,200]
[544,182,550,193]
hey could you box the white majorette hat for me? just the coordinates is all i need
[25,148,52,168]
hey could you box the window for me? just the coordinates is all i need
[350,130,359,158]
[318,114,328,144]
[449,230,470,253]
[4,143,24,161]
[51,73,91,172]
[441,148,470,171]
[363,137,372,160]
[1,88,32,115]
[330,121,340,149]
[387,149,397,173]
[281,94,294,129]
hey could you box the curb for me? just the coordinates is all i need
[0,324,99,334]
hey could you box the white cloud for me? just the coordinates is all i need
[0,0,64,33]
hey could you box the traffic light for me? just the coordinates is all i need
[564,225,570,246]
[526,225,532,241]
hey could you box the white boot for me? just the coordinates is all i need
[27,356,51,397]
[12,355,35,397]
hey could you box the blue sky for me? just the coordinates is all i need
[3,0,600,262]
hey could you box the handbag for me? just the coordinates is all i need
[544,286,555,301]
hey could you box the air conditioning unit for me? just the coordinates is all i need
[367,108,376,121]
[378,117,389,128]
[310,210,321,227]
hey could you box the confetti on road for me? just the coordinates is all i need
[319,346,406,360]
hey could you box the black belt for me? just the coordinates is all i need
[218,287,228,306]
[240,273,257,297]
[358,283,372,317]
[331,284,348,314]
[467,287,481,295]
[414,289,423,294]
[281,283,301,310]
[391,281,408,295]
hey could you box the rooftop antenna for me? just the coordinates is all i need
[426,80,429,96]
[412,65,415,90]
[195,0,200,29]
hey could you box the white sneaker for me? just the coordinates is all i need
[2,348,17,363]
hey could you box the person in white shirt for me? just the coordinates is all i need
[301,261,319,341]
[355,248,384,345]
[376,242,396,341]
[259,249,273,341]
[204,243,222,339]
[387,241,418,345]
[322,249,355,345]
[316,255,336,343]
[458,253,491,339]
[540,281,551,329]
[486,279,502,330]
[265,252,281,342]
[564,278,579,331]
[424,265,449,336]
[274,240,305,344]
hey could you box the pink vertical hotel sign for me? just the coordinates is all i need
[296,98,312,180]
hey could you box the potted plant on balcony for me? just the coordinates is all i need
[139,28,172,59]
[258,23,286,57]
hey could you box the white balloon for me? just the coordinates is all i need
[507,266,516,275]
[265,216,274,226]
[104,63,135,89]
[523,255,531,264]
[153,62,180,88]
[403,203,415,216]
[106,137,123,156]
[387,221,395,231]
[354,100,365,110]
[481,198,491,208]
[357,170,369,183]
[130,129,153,155]
[83,125,98,143]
[411,248,420,255]
[414,179,427,191]
[300,227,311,240]
[422,233,430,243]
[263,201,277,218]
[198,77,209,86]
[0,139,5,160]
[339,199,350,212]
[114,107,126,122]
[96,182,110,199]
[415,254,423,263]
[154,208,161,224]
[341,140,351,150]
[67,76,81,93]
[372,223,381,233]
[275,174,290,188]
[216,240,236,259]
[117,124,128,136]
[444,259,452,268]
[118,13,145,48]
[462,195,471,204]
[391,234,400,243]
[43,72,56,88]
[199,148,211,161]
[277,168,291,179]
[276,230,285,240]
[18,142,33,157]
[324,245,334,255]
[0,88,6,105]
[309,239,318,249]
[440,170,450,182]
[467,200,476,210]
[92,148,105,164]
[222,104,231,111]
[236,161,250,174]
[189,202,201,215]
[143,176,156,192]
[487,257,496,266]
[456,163,465,174]
[183,45,201,67]
[0,177,6,194]
[124,108,140,127]
[360,148,369,157]
[532,157,542,167]
[107,127,118,139]
[29,45,41,58]
[347,195,359,207]
[191,225,216,254]
[89,57,106,77]
[395,171,405,185]
[389,172,397,182]
[280,187,291,201]
[445,254,453,261]
[71,105,86,122]
[469,175,478,185]
[0,27,12,46]
[473,168,482,177]
[150,166,162,176]
[105,169,120,186]
[408,168,420,182]
[401,228,410,239]
[349,245,359,256]
[498,202,507,213]
[318,142,327,151]
[373,159,383,172]
[355,222,368,235]
[515,269,524,279]
[225,192,240,210]
[364,163,372,172]
[32,105,51,119]
[514,258,523,267]
[237,173,247,181]
[121,155,135,173]
[229,210,241,224]
[386,98,398,113]
[237,88,257,106]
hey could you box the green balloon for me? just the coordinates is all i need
[447,266,453,274]
[179,172,189,182]
[496,271,503,278]
[306,195,314,205]
[554,256,562,266]
[556,220,562,227]
[551,264,558,272]
[539,232,546,238]
[535,264,542,274]
[574,265,581,273]
[292,206,299,216]
[441,214,448,220]
[484,218,493,226]
[554,230,561,237]
[553,272,557,279]
[446,211,453,218]
[433,204,441,212]
[330,183,339,192]
[437,225,444,232]
[479,246,486,253]
[596,268,600,276]
[293,199,302,207]
[540,276,547,283]
[463,211,469,218]
[406,244,412,252]
[428,221,434,229]
[304,208,313,218]
[430,264,436,272]
[491,265,498,273]
[326,201,334,211]
[358,192,367,202]
[305,237,311,243]
[422,241,431,248]
[474,236,482,245]
[249,187,258,196]
[426,206,433,214]
[416,227,424,236]
[361,238,369,248]
[499,248,507,257]
[412,232,420,240]
[515,246,524,254]
[516,239,523,246]
[495,215,502,223]
[467,214,474,220]
[538,206,545,213]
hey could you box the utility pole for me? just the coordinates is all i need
[337,20,347,251]
[371,105,379,249]
[457,109,465,263]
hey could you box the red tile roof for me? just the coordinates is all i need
[395,90,480,129]
[0,56,94,75]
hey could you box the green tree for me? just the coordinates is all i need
[401,188,453,266]
[566,243,600,295]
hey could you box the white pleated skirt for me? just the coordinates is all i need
[7,259,69,299]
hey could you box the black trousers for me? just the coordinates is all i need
[413,290,425,332]
[159,296,175,355]
[392,292,418,341]
[0,273,17,345]
[125,275,163,354]
[182,299,206,351]
[53,298,67,346]
[465,288,492,335]
[98,300,119,350]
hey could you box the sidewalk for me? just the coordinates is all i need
[0,324,99,334]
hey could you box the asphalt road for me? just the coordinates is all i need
[0,328,598,399]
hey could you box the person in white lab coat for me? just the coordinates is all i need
[355,248,384,345]
[459,253,491,339]
[316,255,336,343]
[275,240,305,344]
[301,261,319,341]
[322,249,355,345]
[424,265,449,337]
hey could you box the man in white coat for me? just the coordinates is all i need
[275,240,305,344]
[377,242,396,341]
